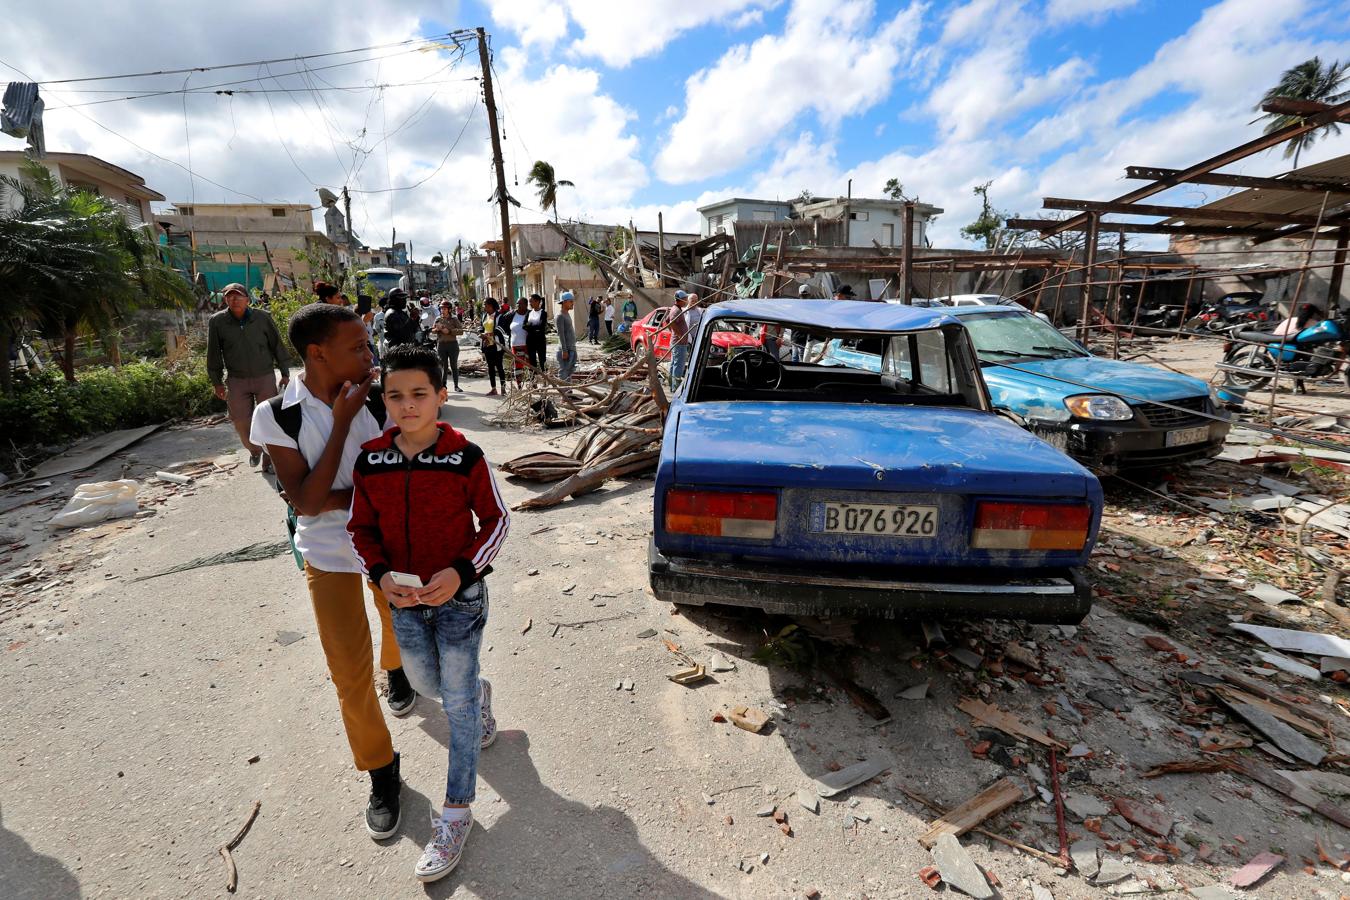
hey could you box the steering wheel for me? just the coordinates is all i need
[721,348,784,390]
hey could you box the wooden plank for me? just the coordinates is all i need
[919,777,1027,849]
[957,697,1069,750]
[1219,699,1326,766]
[1212,685,1326,738]
[4,424,163,488]
[1124,166,1350,194]
[1231,759,1350,830]
[1042,198,1327,226]
[0,487,63,516]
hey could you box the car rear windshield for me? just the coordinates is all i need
[959,312,1086,362]
[687,317,988,409]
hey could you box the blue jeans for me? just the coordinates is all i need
[670,343,690,387]
[390,580,488,804]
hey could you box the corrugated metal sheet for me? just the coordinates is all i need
[1178,154,1350,225]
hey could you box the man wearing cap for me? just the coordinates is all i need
[207,283,289,467]
[555,292,578,381]
[832,284,856,301]
[668,290,701,388]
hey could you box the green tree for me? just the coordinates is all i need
[883,178,908,201]
[1255,57,1349,167]
[960,181,1007,249]
[0,160,192,388]
[526,160,575,222]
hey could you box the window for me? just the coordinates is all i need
[271,208,286,217]
[68,181,100,196]
[179,206,194,216]
[850,211,869,221]
[751,209,777,222]
[708,214,724,228]
[882,223,895,245]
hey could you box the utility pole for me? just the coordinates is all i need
[657,211,666,287]
[341,185,353,246]
[901,202,914,304]
[477,27,514,303]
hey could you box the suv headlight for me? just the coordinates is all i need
[1064,394,1134,421]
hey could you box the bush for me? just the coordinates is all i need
[262,289,316,363]
[0,359,224,454]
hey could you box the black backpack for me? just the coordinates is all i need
[266,388,387,570]
[384,309,416,346]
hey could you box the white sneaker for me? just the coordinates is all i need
[480,678,497,749]
[415,809,472,883]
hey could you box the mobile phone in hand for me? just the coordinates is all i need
[390,571,424,589]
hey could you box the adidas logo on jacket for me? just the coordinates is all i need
[347,422,510,590]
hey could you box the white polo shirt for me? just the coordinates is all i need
[250,374,383,574]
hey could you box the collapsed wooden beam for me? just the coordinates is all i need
[1123,166,1350,194]
[1042,198,1333,226]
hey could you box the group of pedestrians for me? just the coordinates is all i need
[243,303,510,884]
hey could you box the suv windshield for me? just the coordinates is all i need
[960,312,1086,362]
[686,317,988,410]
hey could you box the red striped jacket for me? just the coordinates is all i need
[347,422,509,589]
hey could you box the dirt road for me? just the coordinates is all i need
[2,375,1346,898]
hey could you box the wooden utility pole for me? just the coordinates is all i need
[657,211,666,287]
[341,186,353,246]
[477,27,514,303]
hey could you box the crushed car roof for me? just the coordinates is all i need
[704,298,960,331]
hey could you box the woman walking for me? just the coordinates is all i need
[432,299,464,392]
[523,294,549,373]
[480,298,507,396]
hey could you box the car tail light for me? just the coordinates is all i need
[665,488,777,539]
[971,502,1091,551]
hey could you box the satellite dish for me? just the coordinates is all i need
[317,187,339,206]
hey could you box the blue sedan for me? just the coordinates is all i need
[648,299,1104,624]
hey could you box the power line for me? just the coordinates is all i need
[349,94,481,195]
[0,56,275,203]
[61,77,478,107]
[32,32,475,85]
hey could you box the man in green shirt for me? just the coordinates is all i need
[207,283,290,467]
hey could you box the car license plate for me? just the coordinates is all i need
[1165,425,1209,447]
[810,502,939,537]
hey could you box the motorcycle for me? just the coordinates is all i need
[1219,305,1349,392]
[1185,292,1271,334]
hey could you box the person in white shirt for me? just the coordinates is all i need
[603,297,615,336]
[249,303,412,842]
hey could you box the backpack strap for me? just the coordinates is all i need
[267,394,303,444]
[365,384,387,429]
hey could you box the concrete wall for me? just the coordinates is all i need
[699,200,792,237]
[1171,234,1348,315]
[0,157,153,224]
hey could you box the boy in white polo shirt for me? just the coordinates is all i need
[250,303,413,841]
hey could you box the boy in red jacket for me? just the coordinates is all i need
[347,344,509,883]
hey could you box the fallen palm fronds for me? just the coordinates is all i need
[499,346,667,509]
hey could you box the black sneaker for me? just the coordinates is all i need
[365,752,402,840]
[386,668,416,718]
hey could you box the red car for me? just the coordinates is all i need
[630,306,761,359]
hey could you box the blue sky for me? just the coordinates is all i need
[6,0,1350,252]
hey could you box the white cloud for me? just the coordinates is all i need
[1045,0,1141,26]
[2,1,654,256]
[490,0,781,69]
[490,0,569,51]
[656,0,924,184]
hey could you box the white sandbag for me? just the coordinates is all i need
[47,480,140,528]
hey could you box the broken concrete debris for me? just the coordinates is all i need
[1069,839,1100,880]
[1229,851,1283,889]
[930,833,994,900]
[814,757,889,798]
[728,705,770,734]
[796,789,819,815]
[1093,856,1131,885]
[1111,797,1172,838]
[1063,794,1110,821]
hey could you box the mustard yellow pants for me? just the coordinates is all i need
[303,565,402,771]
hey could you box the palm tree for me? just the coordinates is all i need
[0,159,192,386]
[526,160,574,222]
[1255,57,1349,167]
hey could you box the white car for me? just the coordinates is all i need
[936,294,1051,323]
